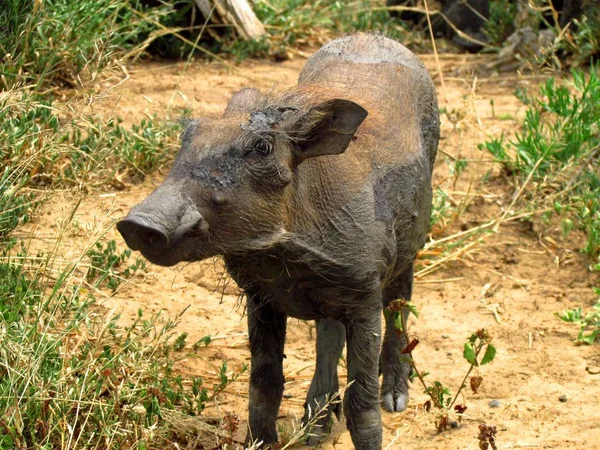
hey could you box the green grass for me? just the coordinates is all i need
[481,65,600,261]
[555,4,600,67]
[0,251,209,449]
[0,90,180,190]
[480,66,600,344]
[86,240,147,291]
[0,81,216,450]
[0,0,178,90]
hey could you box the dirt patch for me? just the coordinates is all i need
[25,53,600,449]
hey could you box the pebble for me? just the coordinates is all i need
[450,421,459,429]
[488,399,501,408]
[441,334,449,339]
[559,395,568,403]
[586,366,600,375]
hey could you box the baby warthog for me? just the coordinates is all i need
[118,33,439,450]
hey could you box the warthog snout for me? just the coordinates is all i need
[117,216,170,254]
[117,179,208,265]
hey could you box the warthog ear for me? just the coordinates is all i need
[293,99,367,163]
[225,88,267,116]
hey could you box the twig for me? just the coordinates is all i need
[423,0,448,104]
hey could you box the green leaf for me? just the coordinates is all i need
[581,332,595,345]
[393,312,404,331]
[463,343,477,366]
[405,302,419,318]
[480,343,497,365]
[193,335,212,349]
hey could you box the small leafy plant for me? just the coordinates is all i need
[557,292,600,344]
[387,300,497,432]
[86,239,146,291]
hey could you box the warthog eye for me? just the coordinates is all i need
[245,139,272,156]
[255,139,272,155]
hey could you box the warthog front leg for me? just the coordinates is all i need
[344,309,383,450]
[303,318,345,445]
[245,293,287,448]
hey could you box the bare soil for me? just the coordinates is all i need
[25,53,600,449]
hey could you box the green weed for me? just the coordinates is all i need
[86,239,146,291]
[0,258,211,449]
[481,66,600,260]
[0,89,179,211]
[554,4,600,67]
[557,291,600,345]
[387,301,497,432]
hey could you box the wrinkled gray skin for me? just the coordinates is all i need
[118,34,439,450]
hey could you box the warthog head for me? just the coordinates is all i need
[117,88,367,266]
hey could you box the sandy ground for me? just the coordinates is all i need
[25,52,600,449]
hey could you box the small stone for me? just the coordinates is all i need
[586,366,600,375]
[450,421,459,428]
[441,334,449,339]
[488,399,501,408]
[559,395,567,402]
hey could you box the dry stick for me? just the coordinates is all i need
[417,204,554,278]
[416,276,466,284]
[179,2,218,85]
[423,0,448,104]
[416,240,480,279]
[502,157,545,220]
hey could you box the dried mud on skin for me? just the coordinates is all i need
[24,54,600,449]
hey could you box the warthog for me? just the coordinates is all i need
[117,33,439,450]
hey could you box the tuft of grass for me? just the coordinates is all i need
[554,3,600,67]
[0,88,180,211]
[480,65,600,261]
[480,65,600,344]
[0,249,212,449]
[0,0,179,90]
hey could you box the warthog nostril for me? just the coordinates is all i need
[117,217,170,254]
[146,231,159,244]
